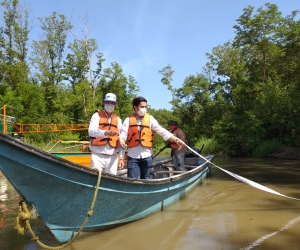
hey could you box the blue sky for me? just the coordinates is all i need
[19,0,300,109]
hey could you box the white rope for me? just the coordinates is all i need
[186,145,300,201]
[47,141,87,152]
[241,216,300,250]
[44,140,55,151]
[47,140,62,152]
[57,144,85,151]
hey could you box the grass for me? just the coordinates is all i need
[252,139,283,158]
[192,137,222,155]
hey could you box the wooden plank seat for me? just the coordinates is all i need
[185,165,198,169]
[162,163,176,167]
[153,170,186,174]
[150,166,170,179]
[151,163,187,178]
[150,171,185,179]
[162,163,197,171]
[161,164,175,172]
[150,163,197,179]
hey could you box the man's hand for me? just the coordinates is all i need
[174,137,186,150]
[120,138,127,149]
[118,159,124,169]
[104,130,118,136]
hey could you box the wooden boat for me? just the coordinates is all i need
[0,132,214,244]
[52,152,127,169]
[52,152,91,167]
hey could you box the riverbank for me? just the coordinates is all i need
[268,147,300,161]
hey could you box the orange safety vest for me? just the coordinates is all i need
[169,128,184,149]
[90,110,119,148]
[127,113,154,148]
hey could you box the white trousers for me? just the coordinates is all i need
[90,153,118,175]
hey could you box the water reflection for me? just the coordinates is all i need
[1,157,300,250]
[0,174,8,229]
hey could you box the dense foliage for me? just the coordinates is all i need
[1,1,299,156]
[160,3,300,156]
[0,0,139,142]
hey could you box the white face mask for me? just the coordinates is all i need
[137,107,147,116]
[104,104,115,113]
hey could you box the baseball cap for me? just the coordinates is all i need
[104,93,117,103]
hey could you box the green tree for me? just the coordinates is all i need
[30,12,73,121]
[0,0,30,89]
[148,107,176,150]
[204,3,300,154]
[159,64,219,145]
[161,3,300,155]
[98,62,139,120]
[62,39,104,122]
[0,0,45,123]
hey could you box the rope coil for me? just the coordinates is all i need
[15,169,102,249]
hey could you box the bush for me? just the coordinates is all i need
[252,139,283,157]
[192,137,222,155]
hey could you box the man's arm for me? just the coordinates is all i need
[150,116,186,148]
[117,117,125,169]
[88,112,106,137]
[119,117,129,148]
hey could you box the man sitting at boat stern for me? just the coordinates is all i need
[169,121,187,171]
[88,93,125,174]
[119,96,186,179]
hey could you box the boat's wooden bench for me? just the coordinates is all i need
[162,163,175,167]
[150,162,200,179]
[150,163,189,179]
[150,170,186,179]
[161,163,175,172]
[185,165,198,169]
[163,164,198,170]
[153,170,186,174]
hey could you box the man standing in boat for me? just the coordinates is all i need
[119,96,186,179]
[88,93,125,174]
[169,121,187,171]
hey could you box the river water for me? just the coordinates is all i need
[1,156,300,250]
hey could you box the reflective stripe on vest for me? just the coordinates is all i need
[127,113,153,148]
[90,110,119,148]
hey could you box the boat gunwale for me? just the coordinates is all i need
[0,133,213,185]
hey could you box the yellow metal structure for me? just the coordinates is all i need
[12,123,89,133]
[3,104,6,134]
[1,104,88,134]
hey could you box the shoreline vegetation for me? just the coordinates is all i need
[187,138,300,162]
[27,137,300,161]
[268,148,300,161]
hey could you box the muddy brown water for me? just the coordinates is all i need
[1,156,300,250]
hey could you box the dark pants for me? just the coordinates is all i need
[127,156,152,179]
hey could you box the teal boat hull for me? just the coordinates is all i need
[0,133,213,243]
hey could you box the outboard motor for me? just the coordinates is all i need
[185,147,200,158]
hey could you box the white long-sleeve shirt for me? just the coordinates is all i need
[120,114,173,159]
[88,110,124,159]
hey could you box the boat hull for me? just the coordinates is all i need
[0,133,213,243]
